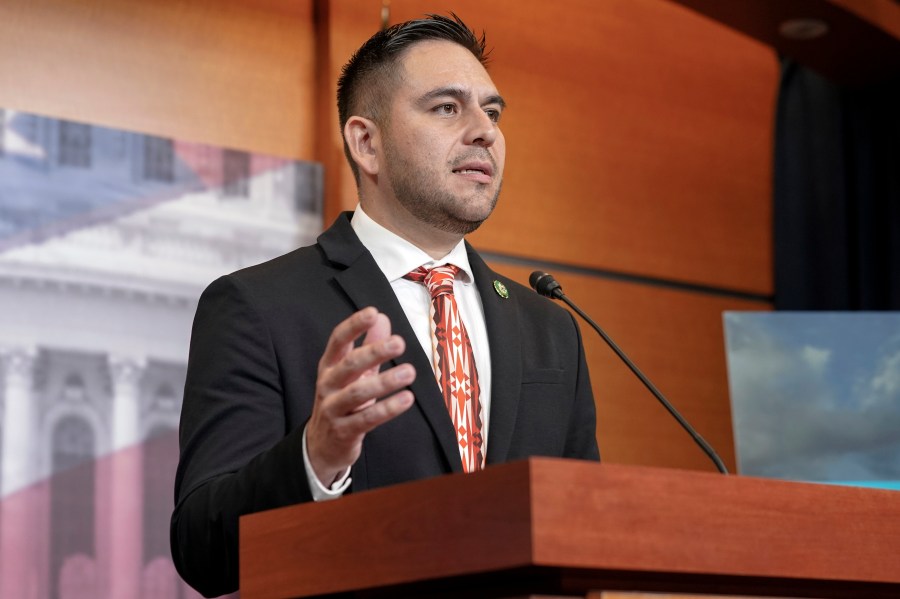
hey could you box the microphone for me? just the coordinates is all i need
[529,271,729,474]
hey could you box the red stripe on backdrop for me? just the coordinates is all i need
[0,431,218,599]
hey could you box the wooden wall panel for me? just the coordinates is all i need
[0,0,316,157]
[313,0,383,224]
[492,263,769,472]
[0,0,779,471]
[389,0,778,295]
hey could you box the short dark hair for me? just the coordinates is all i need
[337,13,489,184]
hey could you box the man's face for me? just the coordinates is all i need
[379,40,506,236]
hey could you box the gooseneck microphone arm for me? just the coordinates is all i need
[529,271,729,474]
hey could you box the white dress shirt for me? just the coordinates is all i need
[304,206,492,500]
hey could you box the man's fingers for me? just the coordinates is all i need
[361,308,392,346]
[319,307,380,368]
[326,363,415,416]
[320,326,406,395]
[307,308,415,480]
[339,389,415,437]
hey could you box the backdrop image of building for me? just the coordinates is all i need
[0,109,323,599]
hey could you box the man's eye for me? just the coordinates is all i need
[485,109,502,123]
[435,104,457,115]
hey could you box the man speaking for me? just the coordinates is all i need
[171,13,599,597]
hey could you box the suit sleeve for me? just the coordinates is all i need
[170,275,314,598]
[564,309,601,461]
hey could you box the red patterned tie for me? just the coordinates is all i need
[405,265,485,472]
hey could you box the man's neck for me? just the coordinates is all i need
[360,200,463,260]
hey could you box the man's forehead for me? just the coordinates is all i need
[397,39,498,94]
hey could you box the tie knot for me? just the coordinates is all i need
[405,264,460,298]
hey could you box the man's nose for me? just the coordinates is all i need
[463,108,498,147]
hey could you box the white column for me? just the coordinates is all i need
[109,355,145,451]
[1,347,38,496]
[105,354,146,599]
[0,347,39,599]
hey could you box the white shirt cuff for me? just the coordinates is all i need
[302,425,351,501]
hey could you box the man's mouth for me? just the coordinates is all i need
[452,161,494,181]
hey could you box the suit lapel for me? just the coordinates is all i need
[319,214,463,473]
[466,246,523,464]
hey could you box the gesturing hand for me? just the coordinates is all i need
[306,307,416,486]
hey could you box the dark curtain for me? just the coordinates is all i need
[773,59,900,310]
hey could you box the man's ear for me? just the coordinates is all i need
[344,116,381,176]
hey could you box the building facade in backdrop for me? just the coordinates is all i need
[0,109,322,599]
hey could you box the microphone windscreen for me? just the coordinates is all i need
[529,271,562,298]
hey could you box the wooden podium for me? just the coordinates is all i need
[240,458,900,598]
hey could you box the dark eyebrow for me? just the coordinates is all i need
[484,94,507,111]
[417,86,507,110]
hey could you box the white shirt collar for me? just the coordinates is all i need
[351,205,475,284]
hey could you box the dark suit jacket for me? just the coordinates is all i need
[171,213,599,597]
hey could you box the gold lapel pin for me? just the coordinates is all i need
[493,280,509,299]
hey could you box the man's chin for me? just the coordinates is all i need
[440,205,496,235]
[434,216,487,236]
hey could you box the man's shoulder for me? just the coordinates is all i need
[466,248,573,324]
[232,243,326,283]
[223,213,360,288]
[198,242,333,312]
